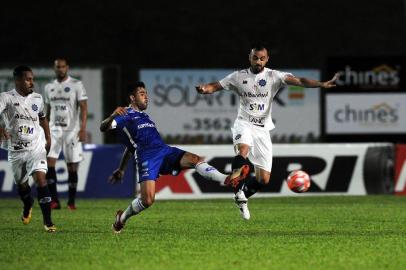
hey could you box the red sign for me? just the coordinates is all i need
[395,144,406,195]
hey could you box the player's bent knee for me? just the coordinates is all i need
[260,178,270,185]
[141,197,155,208]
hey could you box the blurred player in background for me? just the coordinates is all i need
[44,58,88,210]
[196,44,338,220]
[0,66,56,232]
[100,81,249,233]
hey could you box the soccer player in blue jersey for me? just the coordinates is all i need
[100,81,250,233]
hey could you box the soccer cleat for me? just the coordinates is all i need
[21,197,34,225]
[51,200,61,210]
[44,223,57,233]
[224,165,250,188]
[112,210,124,233]
[67,203,77,210]
[234,190,250,220]
[21,207,33,225]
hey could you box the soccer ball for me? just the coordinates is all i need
[286,170,311,193]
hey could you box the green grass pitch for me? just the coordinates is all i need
[0,196,405,270]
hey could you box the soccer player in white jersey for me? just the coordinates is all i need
[43,58,88,210]
[0,66,56,232]
[196,45,338,220]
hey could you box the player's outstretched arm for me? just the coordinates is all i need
[100,107,127,132]
[195,82,224,94]
[108,147,133,184]
[285,73,339,89]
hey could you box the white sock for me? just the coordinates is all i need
[195,162,227,182]
[120,198,146,223]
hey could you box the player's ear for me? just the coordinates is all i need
[129,95,135,102]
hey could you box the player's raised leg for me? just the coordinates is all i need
[179,152,250,186]
[112,180,154,233]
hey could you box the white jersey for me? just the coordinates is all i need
[44,76,88,132]
[220,67,292,130]
[0,89,46,151]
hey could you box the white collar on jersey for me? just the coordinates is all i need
[12,88,33,97]
[248,67,268,75]
[54,76,72,84]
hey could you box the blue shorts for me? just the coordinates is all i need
[137,145,185,182]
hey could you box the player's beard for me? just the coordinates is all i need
[56,72,67,81]
[251,65,264,74]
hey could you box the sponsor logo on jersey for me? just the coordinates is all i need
[138,123,155,129]
[55,105,67,111]
[14,114,37,121]
[55,115,67,127]
[64,87,71,93]
[32,104,38,112]
[51,97,70,101]
[249,116,265,126]
[51,88,55,92]
[249,103,265,111]
[12,140,31,150]
[13,103,19,106]
[258,79,267,87]
[242,92,269,98]
[18,125,34,134]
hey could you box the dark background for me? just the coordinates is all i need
[1,0,404,72]
[1,0,405,143]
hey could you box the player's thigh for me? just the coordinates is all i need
[47,132,63,159]
[248,129,273,173]
[63,132,83,163]
[179,151,202,169]
[138,156,162,182]
[231,121,253,156]
[27,145,48,186]
[8,151,29,185]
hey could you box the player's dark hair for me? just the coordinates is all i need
[250,43,269,54]
[55,58,69,65]
[128,81,146,95]
[13,66,32,79]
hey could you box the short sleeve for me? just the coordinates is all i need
[112,114,129,129]
[273,70,293,87]
[77,82,88,101]
[219,71,238,90]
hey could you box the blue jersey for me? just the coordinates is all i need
[113,108,165,156]
[112,107,185,181]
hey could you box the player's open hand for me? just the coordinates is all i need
[321,73,339,88]
[112,107,127,116]
[108,169,124,184]
[195,85,205,94]
[0,128,11,141]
